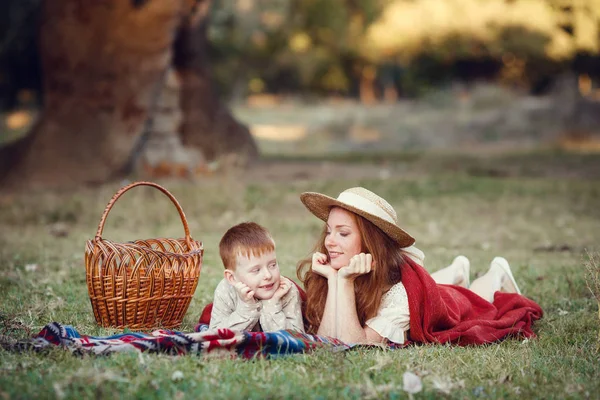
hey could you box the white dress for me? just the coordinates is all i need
[363,245,422,344]
[365,282,411,344]
[209,278,305,333]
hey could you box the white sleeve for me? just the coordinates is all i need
[402,245,425,265]
[365,283,411,344]
[209,279,261,332]
[260,284,305,333]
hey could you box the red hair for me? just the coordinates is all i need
[296,211,406,333]
[219,222,275,270]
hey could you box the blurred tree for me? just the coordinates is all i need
[0,0,257,189]
[0,0,42,110]
[278,0,385,99]
[175,0,258,162]
[363,0,600,91]
[550,0,600,54]
[202,0,600,98]
[206,0,387,99]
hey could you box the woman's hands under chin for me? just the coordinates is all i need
[311,252,337,280]
[338,253,373,281]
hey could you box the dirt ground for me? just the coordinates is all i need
[228,84,600,183]
[228,151,600,184]
[3,83,600,191]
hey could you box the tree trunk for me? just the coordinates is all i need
[359,65,377,105]
[174,0,259,164]
[136,68,206,178]
[0,0,184,189]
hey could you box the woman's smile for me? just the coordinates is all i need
[328,250,343,258]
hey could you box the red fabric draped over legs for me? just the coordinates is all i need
[402,258,543,345]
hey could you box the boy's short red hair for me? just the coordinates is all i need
[219,222,275,270]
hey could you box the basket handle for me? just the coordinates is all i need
[95,181,192,245]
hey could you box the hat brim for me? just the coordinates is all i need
[300,192,415,247]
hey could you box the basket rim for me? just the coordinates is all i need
[94,182,196,248]
[85,237,204,259]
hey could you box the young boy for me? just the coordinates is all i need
[209,222,305,333]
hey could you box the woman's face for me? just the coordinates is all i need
[325,207,363,270]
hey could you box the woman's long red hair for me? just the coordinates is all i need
[296,211,407,334]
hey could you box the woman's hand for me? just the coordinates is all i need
[338,253,373,281]
[272,277,292,302]
[311,252,337,280]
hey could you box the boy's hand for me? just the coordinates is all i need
[233,281,257,304]
[312,252,337,280]
[338,253,373,281]
[272,277,292,302]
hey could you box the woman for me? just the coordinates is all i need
[297,187,543,345]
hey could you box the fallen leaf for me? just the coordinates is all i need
[25,264,38,272]
[171,370,184,381]
[403,371,423,394]
[53,383,65,400]
[431,376,454,394]
[514,386,522,395]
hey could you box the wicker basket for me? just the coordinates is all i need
[85,181,203,330]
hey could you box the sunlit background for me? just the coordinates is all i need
[0,0,599,186]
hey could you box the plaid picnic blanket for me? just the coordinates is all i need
[27,322,351,358]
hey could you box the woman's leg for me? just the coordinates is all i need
[469,257,520,302]
[430,255,470,287]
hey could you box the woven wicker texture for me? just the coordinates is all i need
[85,182,203,330]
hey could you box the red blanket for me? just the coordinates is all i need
[199,264,543,345]
[402,257,543,345]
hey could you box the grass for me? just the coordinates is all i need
[1,152,599,399]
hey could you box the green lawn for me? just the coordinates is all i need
[1,152,599,399]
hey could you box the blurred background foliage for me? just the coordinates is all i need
[1,0,600,108]
[207,0,600,100]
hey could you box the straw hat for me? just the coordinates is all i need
[300,187,415,247]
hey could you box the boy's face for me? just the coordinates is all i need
[230,250,281,300]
